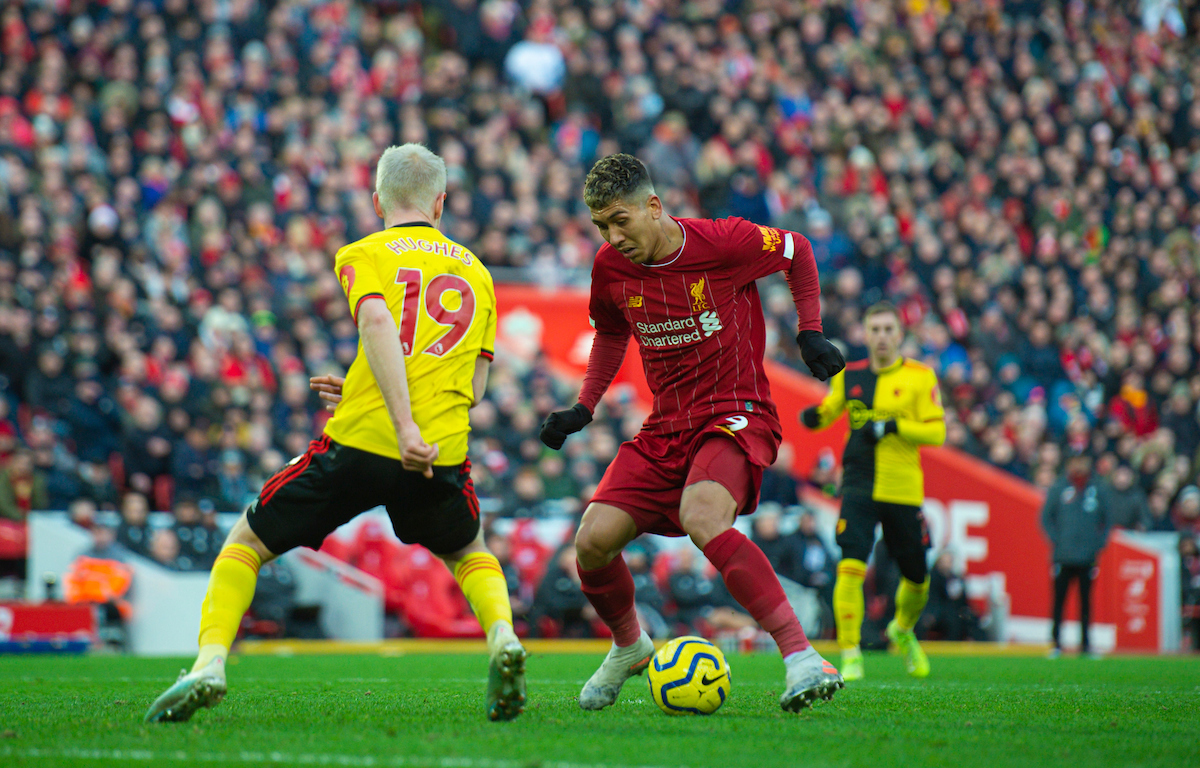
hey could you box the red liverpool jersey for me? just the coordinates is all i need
[579,216,822,436]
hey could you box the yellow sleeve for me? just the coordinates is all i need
[812,369,847,430]
[336,244,388,325]
[897,368,946,446]
[479,270,497,361]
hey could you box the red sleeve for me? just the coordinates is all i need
[720,218,823,333]
[578,330,630,414]
[578,263,631,413]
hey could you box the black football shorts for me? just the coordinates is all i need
[835,489,929,581]
[246,435,481,556]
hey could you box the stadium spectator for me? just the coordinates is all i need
[1174,486,1200,535]
[750,506,796,582]
[1181,535,1200,651]
[920,551,984,642]
[24,348,74,420]
[121,396,173,498]
[75,511,123,559]
[529,543,592,638]
[64,377,122,464]
[68,497,97,531]
[115,491,151,556]
[484,529,530,625]
[792,511,837,617]
[245,560,299,639]
[625,540,668,638]
[172,497,220,569]
[665,546,755,636]
[148,527,185,571]
[214,449,253,513]
[0,449,46,522]
[759,444,801,507]
[68,523,134,650]
[1107,464,1152,530]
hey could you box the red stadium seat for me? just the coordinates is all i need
[509,519,554,589]
[152,474,174,512]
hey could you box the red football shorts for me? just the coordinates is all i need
[589,413,780,537]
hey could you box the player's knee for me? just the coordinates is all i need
[575,503,636,570]
[574,524,616,570]
[682,514,730,551]
[225,511,275,563]
[679,490,735,550]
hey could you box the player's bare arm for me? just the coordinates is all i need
[357,296,438,477]
[472,357,490,407]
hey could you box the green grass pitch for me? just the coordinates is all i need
[1,650,1196,767]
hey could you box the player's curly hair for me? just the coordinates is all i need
[583,154,655,210]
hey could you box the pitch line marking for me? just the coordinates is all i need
[0,747,693,768]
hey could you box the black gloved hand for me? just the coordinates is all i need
[797,330,846,381]
[539,403,593,450]
[862,419,898,443]
[800,406,821,429]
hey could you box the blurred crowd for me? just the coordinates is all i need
[2,1,1200,640]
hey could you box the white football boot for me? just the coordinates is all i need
[578,630,655,710]
[780,647,844,712]
[145,656,227,723]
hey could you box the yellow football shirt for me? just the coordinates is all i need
[812,357,945,506]
[322,222,496,466]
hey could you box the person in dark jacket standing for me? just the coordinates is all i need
[1041,450,1112,657]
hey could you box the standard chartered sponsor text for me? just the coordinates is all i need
[636,317,702,348]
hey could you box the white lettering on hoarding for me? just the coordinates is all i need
[923,498,989,575]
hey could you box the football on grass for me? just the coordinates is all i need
[647,636,731,715]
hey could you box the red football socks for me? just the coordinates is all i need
[577,556,642,647]
[703,528,811,656]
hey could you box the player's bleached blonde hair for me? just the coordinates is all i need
[375,143,447,217]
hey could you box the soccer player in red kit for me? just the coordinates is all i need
[539,154,847,712]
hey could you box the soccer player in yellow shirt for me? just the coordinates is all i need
[146,144,526,723]
[800,302,946,681]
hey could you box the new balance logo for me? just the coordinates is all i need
[725,415,748,432]
[699,311,722,336]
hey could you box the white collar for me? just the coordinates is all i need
[644,218,686,268]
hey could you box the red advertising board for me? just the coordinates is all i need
[0,602,96,642]
[1093,535,1162,652]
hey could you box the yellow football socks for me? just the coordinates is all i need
[834,558,867,649]
[894,576,931,632]
[193,543,262,672]
[454,552,513,633]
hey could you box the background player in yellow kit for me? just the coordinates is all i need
[146,144,525,723]
[800,302,946,681]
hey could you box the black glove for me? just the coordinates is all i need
[797,330,845,381]
[539,403,593,450]
[800,406,821,429]
[862,419,898,443]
